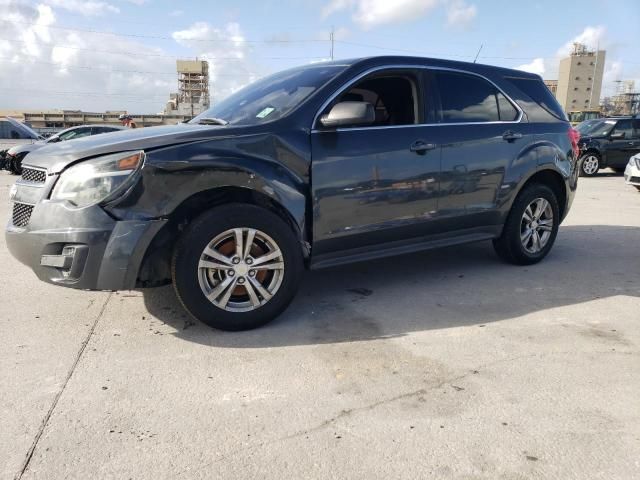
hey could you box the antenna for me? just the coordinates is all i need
[330,26,335,60]
[473,44,483,63]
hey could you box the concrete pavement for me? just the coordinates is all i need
[1,172,639,479]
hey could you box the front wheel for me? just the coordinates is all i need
[579,153,600,177]
[493,184,560,265]
[172,204,303,331]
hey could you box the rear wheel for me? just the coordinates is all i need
[493,184,560,265]
[172,204,303,331]
[579,153,600,176]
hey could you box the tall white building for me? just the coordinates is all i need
[556,43,605,113]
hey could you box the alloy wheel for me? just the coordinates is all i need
[520,198,554,254]
[197,228,285,312]
[582,155,599,175]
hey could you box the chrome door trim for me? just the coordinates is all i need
[311,64,524,133]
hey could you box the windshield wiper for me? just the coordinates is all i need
[197,117,229,126]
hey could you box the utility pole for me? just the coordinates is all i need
[589,41,599,109]
[330,26,334,60]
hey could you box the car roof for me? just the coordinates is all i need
[317,55,541,80]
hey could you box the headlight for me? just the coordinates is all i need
[634,157,640,169]
[51,150,144,208]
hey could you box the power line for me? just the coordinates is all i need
[0,56,260,77]
[0,19,328,44]
[0,38,329,60]
[0,87,168,98]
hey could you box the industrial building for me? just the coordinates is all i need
[1,59,211,134]
[556,43,605,113]
[603,80,640,116]
[544,80,558,96]
[164,60,210,117]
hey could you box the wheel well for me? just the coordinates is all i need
[520,169,567,219]
[581,149,600,159]
[136,186,302,287]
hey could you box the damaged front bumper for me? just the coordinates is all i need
[5,168,166,290]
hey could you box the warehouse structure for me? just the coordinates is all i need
[1,59,212,134]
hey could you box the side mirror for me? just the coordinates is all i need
[610,132,625,140]
[320,101,375,128]
[47,136,60,143]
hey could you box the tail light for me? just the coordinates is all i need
[568,128,580,159]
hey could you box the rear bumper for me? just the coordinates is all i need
[6,201,166,290]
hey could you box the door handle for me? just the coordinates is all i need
[410,140,437,154]
[502,131,523,142]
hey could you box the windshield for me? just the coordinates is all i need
[3,117,43,140]
[576,119,616,137]
[190,64,346,126]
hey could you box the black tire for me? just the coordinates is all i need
[172,204,303,331]
[635,186,640,192]
[579,152,600,177]
[493,183,560,265]
[9,153,25,175]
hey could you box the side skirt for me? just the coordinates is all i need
[310,225,502,270]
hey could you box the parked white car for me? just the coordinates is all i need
[624,154,640,191]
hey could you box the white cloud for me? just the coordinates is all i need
[557,25,606,57]
[44,0,120,16]
[446,0,477,29]
[516,57,545,76]
[172,22,263,102]
[323,0,442,29]
[0,1,175,112]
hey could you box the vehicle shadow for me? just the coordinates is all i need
[141,225,639,348]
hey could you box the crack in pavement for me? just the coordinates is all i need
[14,293,112,480]
[177,347,638,477]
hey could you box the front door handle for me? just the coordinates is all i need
[502,131,523,142]
[410,140,437,154]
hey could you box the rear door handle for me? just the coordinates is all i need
[502,131,523,142]
[410,140,437,154]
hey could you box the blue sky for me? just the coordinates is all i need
[1,0,638,112]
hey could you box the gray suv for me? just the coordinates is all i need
[6,56,579,330]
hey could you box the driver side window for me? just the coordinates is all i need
[612,120,632,139]
[331,73,420,128]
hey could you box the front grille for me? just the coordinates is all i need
[21,167,47,183]
[12,202,34,227]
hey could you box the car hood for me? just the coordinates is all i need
[8,141,47,155]
[23,123,232,173]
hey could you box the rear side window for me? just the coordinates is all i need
[435,71,518,123]
[505,77,567,121]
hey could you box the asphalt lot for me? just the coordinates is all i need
[1,171,639,480]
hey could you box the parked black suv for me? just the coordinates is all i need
[6,56,579,330]
[576,116,640,176]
